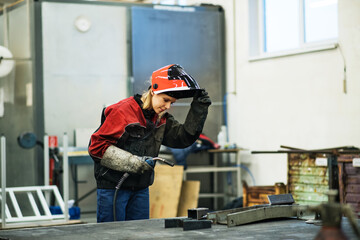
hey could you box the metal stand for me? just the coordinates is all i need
[0,134,70,228]
[184,149,241,210]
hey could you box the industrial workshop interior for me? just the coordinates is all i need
[0,0,359,239]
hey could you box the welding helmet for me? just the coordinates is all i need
[151,64,201,99]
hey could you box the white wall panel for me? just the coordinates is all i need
[42,2,128,145]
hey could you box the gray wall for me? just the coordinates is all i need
[0,1,38,187]
[41,1,129,146]
[131,5,225,141]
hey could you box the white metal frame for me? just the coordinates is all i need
[0,133,70,228]
[0,185,65,223]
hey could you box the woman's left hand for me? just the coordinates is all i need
[193,89,211,106]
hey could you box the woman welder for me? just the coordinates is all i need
[88,64,211,222]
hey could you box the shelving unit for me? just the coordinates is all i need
[183,149,241,210]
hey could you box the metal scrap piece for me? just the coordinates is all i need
[164,218,212,231]
[226,205,309,227]
[207,205,268,224]
[165,218,189,228]
[268,193,295,205]
[188,208,209,220]
[182,219,212,231]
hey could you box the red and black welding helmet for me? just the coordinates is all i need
[151,64,201,99]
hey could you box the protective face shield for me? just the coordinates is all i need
[151,64,201,99]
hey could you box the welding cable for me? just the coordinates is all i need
[113,172,130,221]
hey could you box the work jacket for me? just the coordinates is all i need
[88,94,208,190]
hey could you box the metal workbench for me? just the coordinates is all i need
[0,217,358,240]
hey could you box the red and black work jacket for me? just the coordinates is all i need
[88,94,207,189]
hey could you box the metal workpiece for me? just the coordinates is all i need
[183,219,212,231]
[188,208,209,220]
[226,205,306,227]
[208,204,311,226]
[207,205,267,225]
[268,193,295,205]
[165,218,189,228]
[164,217,212,231]
[165,208,212,231]
[207,194,300,226]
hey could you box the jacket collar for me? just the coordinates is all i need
[133,94,156,121]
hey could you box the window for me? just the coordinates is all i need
[249,0,338,59]
[304,0,338,43]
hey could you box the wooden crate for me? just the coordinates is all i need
[242,180,286,207]
[337,154,360,218]
[287,153,337,205]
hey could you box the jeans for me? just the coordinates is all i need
[97,188,149,222]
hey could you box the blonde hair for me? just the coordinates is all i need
[141,89,153,110]
[141,88,166,119]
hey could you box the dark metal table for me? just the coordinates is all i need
[0,217,358,240]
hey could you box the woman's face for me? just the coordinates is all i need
[151,92,177,114]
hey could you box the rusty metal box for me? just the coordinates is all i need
[337,154,360,218]
[287,153,338,205]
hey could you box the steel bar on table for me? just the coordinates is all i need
[226,205,309,227]
[183,219,212,231]
[207,205,268,225]
[268,194,294,205]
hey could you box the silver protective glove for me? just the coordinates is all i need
[101,145,153,174]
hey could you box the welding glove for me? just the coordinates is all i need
[193,89,212,106]
[183,89,212,136]
[101,145,154,174]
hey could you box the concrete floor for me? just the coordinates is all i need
[0,217,358,240]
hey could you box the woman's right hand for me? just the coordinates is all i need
[101,145,154,174]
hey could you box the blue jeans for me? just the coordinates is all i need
[97,188,149,222]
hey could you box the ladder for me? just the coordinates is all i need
[0,185,66,224]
